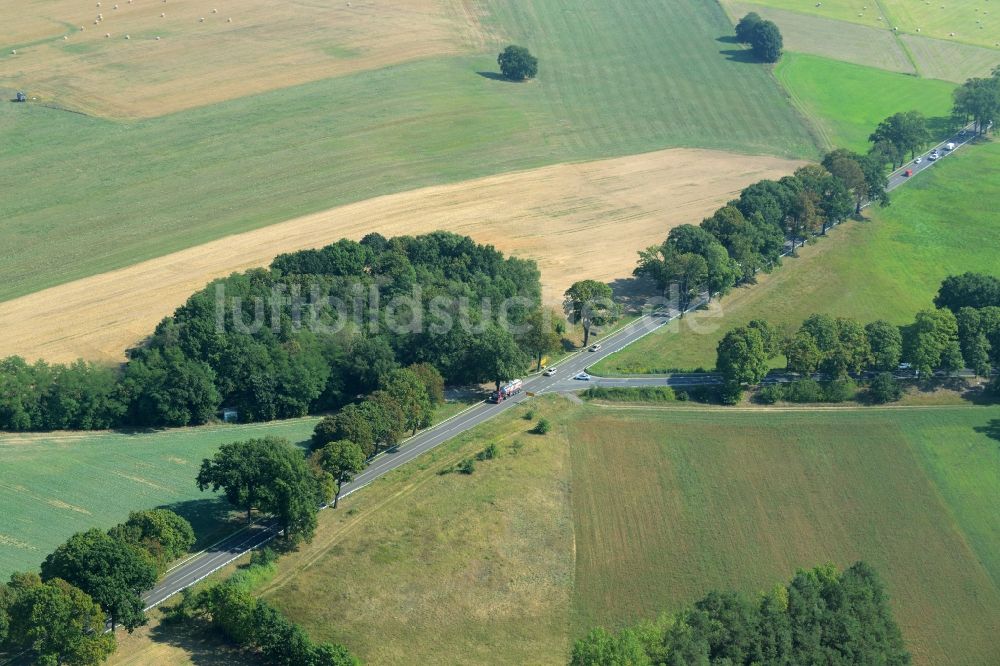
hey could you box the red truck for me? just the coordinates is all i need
[488,378,523,404]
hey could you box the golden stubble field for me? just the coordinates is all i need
[1,0,487,117]
[0,148,803,363]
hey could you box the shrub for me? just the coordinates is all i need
[476,442,500,461]
[675,390,689,402]
[523,409,535,421]
[868,373,903,404]
[457,458,476,475]
[581,386,676,402]
[755,384,784,404]
[823,379,858,403]
[783,379,824,403]
[719,382,743,405]
[532,418,551,435]
[249,547,278,568]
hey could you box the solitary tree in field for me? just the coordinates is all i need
[498,45,538,81]
[735,12,762,43]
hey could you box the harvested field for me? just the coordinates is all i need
[0,0,485,117]
[901,34,1000,83]
[0,149,802,364]
[748,0,1000,50]
[722,1,915,74]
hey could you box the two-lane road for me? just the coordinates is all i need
[140,125,981,612]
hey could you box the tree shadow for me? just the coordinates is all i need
[716,35,740,44]
[148,620,264,666]
[973,419,1000,442]
[159,497,241,550]
[720,47,760,63]
[608,274,662,315]
[477,71,516,82]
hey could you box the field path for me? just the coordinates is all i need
[0,148,802,363]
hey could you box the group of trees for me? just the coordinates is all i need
[735,12,784,63]
[868,111,931,169]
[952,66,1000,135]
[0,232,546,431]
[716,276,1000,403]
[571,561,910,665]
[0,508,194,664]
[636,153,882,311]
[935,272,1000,381]
[169,556,357,666]
[198,437,327,542]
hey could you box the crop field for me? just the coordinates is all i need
[568,405,1000,666]
[0,0,817,309]
[724,1,999,82]
[748,0,1000,50]
[595,139,1000,374]
[723,1,916,74]
[0,149,803,363]
[776,53,956,151]
[106,399,1000,665]
[0,418,317,578]
[0,0,483,118]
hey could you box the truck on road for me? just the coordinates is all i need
[488,378,523,403]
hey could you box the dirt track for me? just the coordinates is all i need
[0,148,803,363]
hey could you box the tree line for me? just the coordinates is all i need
[952,66,1000,135]
[635,150,887,311]
[166,550,358,666]
[716,273,1000,402]
[0,508,195,664]
[571,561,910,666]
[0,232,553,431]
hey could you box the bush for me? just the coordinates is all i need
[719,382,743,405]
[868,373,903,404]
[523,409,535,421]
[755,384,784,404]
[457,458,476,475]
[783,379,824,403]
[531,418,551,435]
[249,547,278,568]
[581,386,676,403]
[675,390,689,401]
[822,379,858,403]
[497,45,538,81]
[476,442,499,461]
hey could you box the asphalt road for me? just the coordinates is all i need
[884,124,977,191]
[139,124,981,613]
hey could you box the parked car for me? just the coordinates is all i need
[543,367,557,376]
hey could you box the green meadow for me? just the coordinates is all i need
[0,419,317,578]
[775,53,957,151]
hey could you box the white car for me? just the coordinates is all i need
[945,142,956,151]
[928,153,938,161]
[574,372,591,381]
[913,157,922,164]
[588,343,602,352]
[543,367,557,376]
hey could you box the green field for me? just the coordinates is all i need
[748,0,1000,50]
[568,405,1000,666]
[0,0,817,303]
[596,138,1000,374]
[0,418,318,577]
[187,398,1000,666]
[776,53,956,151]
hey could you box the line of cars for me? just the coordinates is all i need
[904,141,956,176]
